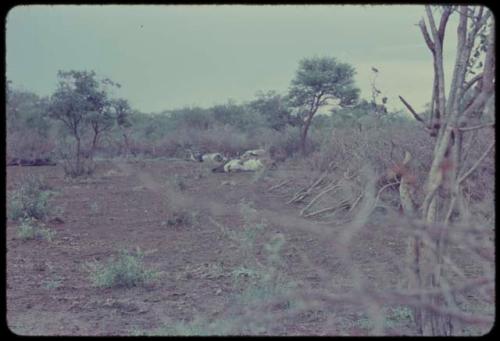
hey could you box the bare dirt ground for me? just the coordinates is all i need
[6,159,494,336]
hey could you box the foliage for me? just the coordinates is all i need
[288,56,360,153]
[17,218,55,241]
[289,57,359,109]
[6,82,51,136]
[168,106,213,130]
[354,306,414,331]
[210,99,266,132]
[112,98,133,129]
[6,82,55,158]
[47,70,130,175]
[248,90,299,131]
[7,174,53,221]
[332,100,374,126]
[85,248,160,288]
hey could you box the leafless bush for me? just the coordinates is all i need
[284,123,439,214]
[254,126,302,160]
[233,162,494,336]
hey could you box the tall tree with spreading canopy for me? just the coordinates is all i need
[398,5,494,335]
[288,56,359,154]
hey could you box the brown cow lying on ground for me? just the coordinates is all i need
[7,158,57,167]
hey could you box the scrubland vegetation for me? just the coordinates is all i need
[6,5,495,336]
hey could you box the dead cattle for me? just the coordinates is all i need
[212,158,264,173]
[187,150,203,162]
[202,153,226,163]
[240,149,266,160]
[7,158,56,167]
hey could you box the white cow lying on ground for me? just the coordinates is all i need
[187,149,203,162]
[212,148,272,173]
[240,148,266,160]
[223,158,264,172]
[188,150,227,163]
[202,152,226,163]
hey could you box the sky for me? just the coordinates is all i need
[6,5,459,114]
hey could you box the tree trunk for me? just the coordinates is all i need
[122,131,130,159]
[90,130,99,161]
[75,135,82,175]
[300,124,309,155]
[300,111,316,155]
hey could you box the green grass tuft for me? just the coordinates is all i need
[85,248,160,288]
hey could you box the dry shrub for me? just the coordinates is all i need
[7,130,56,159]
[152,124,257,157]
[255,126,302,160]
[286,123,431,205]
[259,163,494,335]
[311,123,432,174]
[457,128,495,202]
[285,121,494,223]
[54,140,96,177]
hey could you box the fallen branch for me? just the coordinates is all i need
[287,172,328,204]
[303,198,352,218]
[300,180,340,216]
[374,180,400,207]
[347,192,364,213]
[268,179,291,192]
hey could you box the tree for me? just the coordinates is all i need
[111,98,134,158]
[169,106,213,130]
[6,81,54,158]
[6,81,51,136]
[248,90,299,131]
[288,57,359,154]
[86,80,122,158]
[398,5,494,335]
[211,100,263,131]
[48,70,123,176]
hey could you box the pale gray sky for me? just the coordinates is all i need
[6,5,459,114]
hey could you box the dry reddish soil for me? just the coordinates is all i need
[6,159,494,336]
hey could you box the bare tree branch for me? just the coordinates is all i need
[461,22,495,118]
[419,19,435,53]
[437,6,453,43]
[425,6,439,40]
[458,122,495,132]
[458,140,495,184]
[463,73,483,94]
[469,10,491,44]
[398,96,430,129]
[447,6,469,113]
[423,6,447,124]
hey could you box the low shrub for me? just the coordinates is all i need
[7,174,53,221]
[17,218,55,241]
[86,248,160,288]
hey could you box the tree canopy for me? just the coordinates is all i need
[288,56,360,153]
